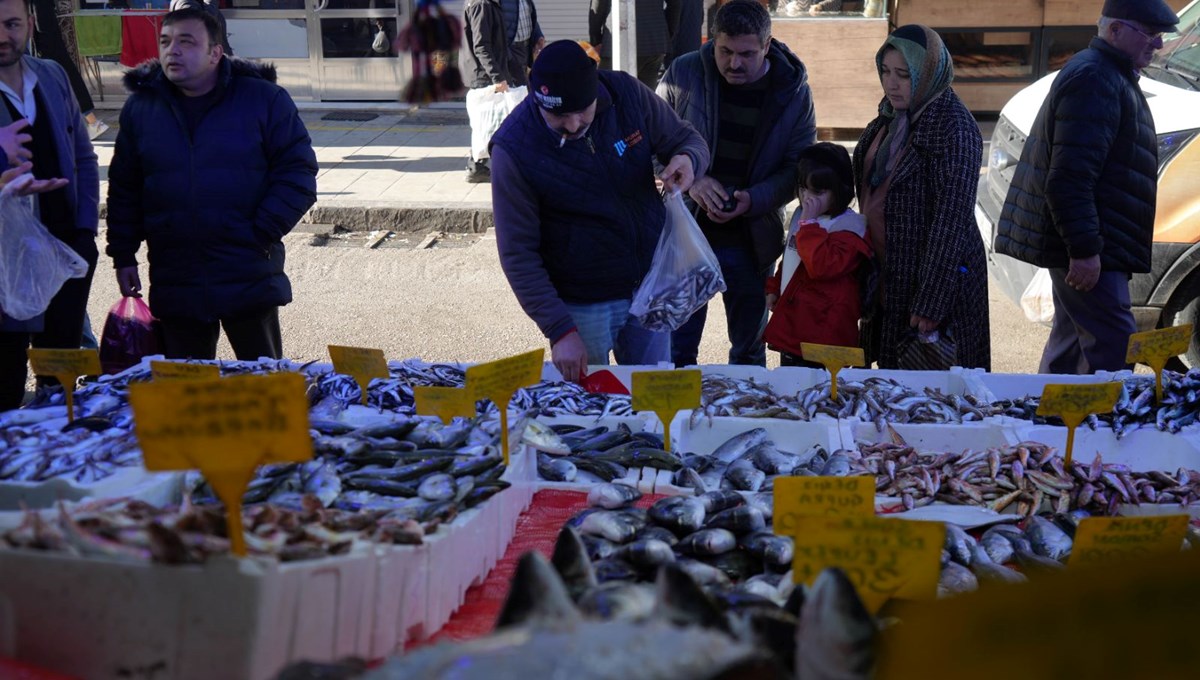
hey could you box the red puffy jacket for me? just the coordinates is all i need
[763,221,873,358]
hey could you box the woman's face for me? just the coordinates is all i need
[880,48,912,111]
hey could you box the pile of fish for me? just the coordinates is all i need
[632,264,726,333]
[1,495,426,564]
[692,375,990,429]
[988,371,1200,436]
[531,422,675,484]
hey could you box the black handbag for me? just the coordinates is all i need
[896,327,957,371]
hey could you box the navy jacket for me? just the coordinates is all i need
[996,38,1158,273]
[490,71,709,342]
[106,58,318,322]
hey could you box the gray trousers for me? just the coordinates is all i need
[1039,268,1136,374]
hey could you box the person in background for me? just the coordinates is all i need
[764,143,871,367]
[657,0,816,367]
[106,7,317,361]
[995,0,1179,374]
[31,0,108,139]
[667,0,702,69]
[0,0,99,411]
[589,0,681,89]
[853,24,990,370]
[500,0,544,78]
[491,40,708,382]
[168,0,233,55]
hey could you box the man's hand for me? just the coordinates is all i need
[552,331,588,383]
[687,176,728,214]
[705,190,751,224]
[1065,255,1101,292]
[494,81,510,93]
[0,119,32,166]
[660,154,695,194]
[534,37,546,60]
[909,314,937,334]
[766,293,778,311]
[116,266,143,298]
[0,163,69,195]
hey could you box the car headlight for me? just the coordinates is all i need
[1158,128,1199,175]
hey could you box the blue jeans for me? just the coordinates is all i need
[671,246,767,366]
[564,300,670,366]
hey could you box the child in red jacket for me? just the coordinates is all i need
[764,143,873,367]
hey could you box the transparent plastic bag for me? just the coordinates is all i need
[100,296,160,375]
[466,85,527,160]
[0,179,88,321]
[630,191,727,332]
[1020,267,1055,324]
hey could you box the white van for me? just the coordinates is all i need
[976,0,1200,364]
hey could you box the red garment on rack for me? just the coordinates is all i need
[120,13,165,68]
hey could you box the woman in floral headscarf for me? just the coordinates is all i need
[853,24,991,370]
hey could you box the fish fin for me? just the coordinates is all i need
[796,568,876,680]
[653,564,729,632]
[495,550,581,630]
[885,424,907,446]
[552,526,598,603]
[782,581,806,618]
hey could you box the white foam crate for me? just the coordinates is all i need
[1013,423,1200,472]
[850,420,1022,450]
[0,468,183,511]
[969,371,1120,403]
[0,548,377,680]
[670,412,845,457]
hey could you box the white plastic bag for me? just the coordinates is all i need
[1020,267,1055,324]
[630,191,727,332]
[466,85,527,161]
[0,178,89,321]
[372,28,389,54]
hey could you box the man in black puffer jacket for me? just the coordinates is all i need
[996,0,1178,374]
[106,7,317,361]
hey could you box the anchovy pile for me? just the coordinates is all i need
[510,382,633,418]
[859,441,1200,516]
[633,265,725,333]
[530,422,674,484]
[693,376,989,429]
[989,371,1200,437]
[2,496,426,564]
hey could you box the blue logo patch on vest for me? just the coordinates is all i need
[614,130,644,158]
[614,140,628,157]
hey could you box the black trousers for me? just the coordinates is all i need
[0,230,98,411]
[158,306,283,361]
[31,0,94,114]
[1039,268,1136,374]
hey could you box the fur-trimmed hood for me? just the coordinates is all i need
[122,56,277,93]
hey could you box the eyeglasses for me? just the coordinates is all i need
[1114,19,1165,43]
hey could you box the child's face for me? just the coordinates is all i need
[799,186,833,214]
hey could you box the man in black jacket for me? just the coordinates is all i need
[995,0,1178,374]
[589,0,680,88]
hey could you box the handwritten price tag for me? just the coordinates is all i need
[466,349,544,464]
[329,345,389,405]
[151,360,220,381]
[773,476,875,532]
[800,343,865,400]
[1036,382,1121,465]
[129,372,313,556]
[1127,325,1193,404]
[790,515,943,614]
[414,385,476,425]
[1069,515,1189,568]
[631,369,701,451]
[26,349,100,423]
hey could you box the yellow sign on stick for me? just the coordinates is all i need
[466,349,544,464]
[1126,325,1192,404]
[26,348,100,422]
[631,369,701,451]
[800,343,865,400]
[877,551,1200,680]
[1069,514,1189,568]
[129,372,313,556]
[790,515,944,614]
[773,476,875,533]
[329,345,389,405]
[414,385,476,425]
[151,360,220,381]
[1035,382,1121,465]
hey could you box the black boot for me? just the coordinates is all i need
[465,158,491,183]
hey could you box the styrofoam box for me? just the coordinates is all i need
[850,420,1022,450]
[1014,423,1200,472]
[670,412,845,457]
[968,371,1119,403]
[0,549,377,680]
[0,469,183,511]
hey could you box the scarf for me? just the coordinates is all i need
[868,24,955,187]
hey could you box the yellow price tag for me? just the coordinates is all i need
[26,348,100,423]
[129,372,313,557]
[773,476,875,532]
[790,515,943,614]
[1126,325,1192,404]
[631,369,701,451]
[1069,515,1189,568]
[466,349,544,464]
[414,385,476,425]
[329,345,390,405]
[1036,382,1121,465]
[877,551,1200,680]
[799,343,865,400]
[151,360,221,381]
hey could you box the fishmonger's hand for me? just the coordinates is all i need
[660,154,695,194]
[552,330,588,383]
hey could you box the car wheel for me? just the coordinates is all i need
[1163,286,1200,370]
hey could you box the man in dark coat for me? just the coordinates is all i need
[106,7,317,362]
[657,0,816,366]
[589,0,681,88]
[995,0,1179,374]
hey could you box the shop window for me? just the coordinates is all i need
[320,17,398,58]
[940,29,1035,81]
[1040,27,1095,72]
[226,18,308,58]
[770,0,880,18]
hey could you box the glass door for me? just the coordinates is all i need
[311,0,408,100]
